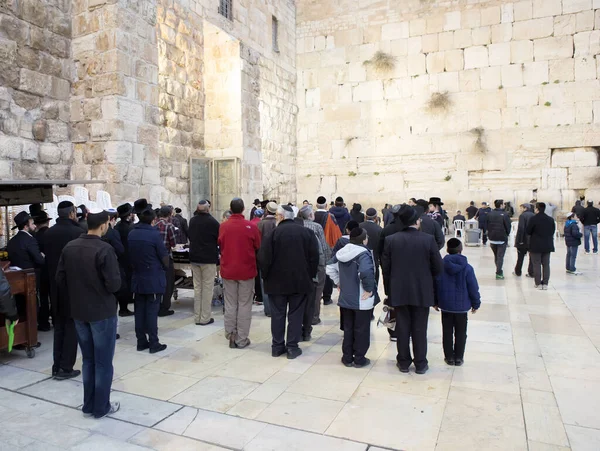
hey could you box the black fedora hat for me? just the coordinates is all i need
[429,197,444,206]
[29,203,44,217]
[117,203,133,218]
[33,211,52,225]
[12,211,32,230]
[134,198,152,214]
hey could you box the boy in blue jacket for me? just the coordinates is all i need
[435,238,481,366]
[564,212,583,275]
[326,228,379,368]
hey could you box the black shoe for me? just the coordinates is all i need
[149,344,167,354]
[158,310,174,317]
[37,324,51,332]
[353,358,371,368]
[396,362,409,373]
[445,358,455,366]
[301,335,311,342]
[272,348,287,357]
[311,318,321,326]
[119,309,134,317]
[415,365,429,375]
[287,348,302,360]
[454,359,464,366]
[137,343,150,351]
[116,333,120,340]
[229,335,238,349]
[54,369,81,380]
[323,299,333,305]
[341,358,353,367]
[195,318,215,326]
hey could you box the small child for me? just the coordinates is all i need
[564,212,583,275]
[326,227,379,368]
[435,238,481,366]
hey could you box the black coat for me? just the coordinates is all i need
[7,231,45,270]
[581,206,600,226]
[515,210,534,250]
[188,212,220,264]
[114,219,133,295]
[41,218,85,317]
[381,227,443,307]
[359,220,382,264]
[378,220,403,259]
[258,219,319,295]
[487,208,511,242]
[419,214,445,250]
[526,213,555,253]
[351,210,365,224]
[466,206,478,220]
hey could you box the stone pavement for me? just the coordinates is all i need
[1,243,599,451]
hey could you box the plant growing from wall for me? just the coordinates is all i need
[427,91,452,114]
[444,174,452,181]
[345,136,358,147]
[470,127,488,153]
[348,171,357,177]
[363,51,397,73]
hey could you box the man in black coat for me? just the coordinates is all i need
[7,211,45,271]
[172,208,189,245]
[258,205,319,360]
[41,201,84,380]
[514,203,534,277]
[475,202,492,245]
[34,211,52,331]
[415,200,445,250]
[188,200,220,326]
[114,203,134,316]
[526,202,556,290]
[581,200,600,254]
[360,208,382,283]
[381,205,443,375]
[486,199,512,280]
[466,201,478,220]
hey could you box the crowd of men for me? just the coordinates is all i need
[2,192,596,420]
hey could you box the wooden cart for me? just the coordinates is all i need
[0,268,38,358]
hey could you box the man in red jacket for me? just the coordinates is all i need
[218,198,262,348]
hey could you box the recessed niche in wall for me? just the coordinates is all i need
[551,147,599,168]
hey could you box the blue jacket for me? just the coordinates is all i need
[329,206,352,234]
[564,219,582,247]
[436,254,481,313]
[128,223,168,294]
[326,243,380,310]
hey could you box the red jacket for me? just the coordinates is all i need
[218,214,261,280]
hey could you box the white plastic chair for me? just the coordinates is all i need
[57,195,77,206]
[96,190,113,210]
[554,221,560,240]
[454,220,465,238]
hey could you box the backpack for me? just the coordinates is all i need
[324,214,342,248]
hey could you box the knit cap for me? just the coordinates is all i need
[349,227,367,244]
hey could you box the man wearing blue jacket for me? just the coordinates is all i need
[435,238,481,366]
[327,227,379,368]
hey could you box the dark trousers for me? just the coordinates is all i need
[270,293,307,351]
[340,307,372,366]
[323,275,333,301]
[134,293,161,349]
[481,226,488,244]
[490,242,507,275]
[515,249,533,276]
[395,305,430,370]
[53,315,78,373]
[566,246,579,271]
[75,316,117,418]
[161,258,174,312]
[254,272,263,303]
[530,252,551,286]
[38,277,51,328]
[303,283,317,338]
[441,311,468,361]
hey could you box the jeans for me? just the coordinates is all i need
[490,242,507,275]
[134,293,161,349]
[441,312,468,361]
[161,258,175,312]
[270,293,307,351]
[530,252,551,286]
[340,307,372,366]
[74,316,117,418]
[566,246,579,272]
[514,249,533,276]
[584,225,598,253]
[395,305,430,370]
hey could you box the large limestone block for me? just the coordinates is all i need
[426,52,445,74]
[507,86,540,107]
[454,29,472,49]
[407,37,422,54]
[549,59,575,81]
[352,81,383,102]
[511,40,534,63]
[445,50,464,72]
[532,104,575,126]
[104,141,132,164]
[469,169,541,190]
[568,167,600,189]
[563,0,593,14]
[532,0,561,18]
[459,69,481,91]
[464,46,488,69]
[472,26,491,45]
[323,104,361,122]
[444,11,461,31]
[480,66,502,90]
[523,61,549,85]
[481,6,501,26]
[382,22,409,40]
[555,14,578,36]
[489,43,511,66]
[410,19,426,37]
[407,53,426,75]
[574,30,600,56]
[513,18,553,40]
[576,10,595,31]
[534,36,574,60]
[575,56,597,80]
[551,147,599,167]
[491,23,513,44]
[575,100,593,123]
[514,1,533,21]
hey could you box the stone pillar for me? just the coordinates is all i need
[71,0,160,202]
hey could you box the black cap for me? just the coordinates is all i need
[447,238,463,254]
[12,211,32,230]
[366,207,377,217]
[349,227,367,244]
[117,203,133,218]
[397,205,419,227]
[317,196,326,205]
[281,204,294,213]
[198,199,209,206]
[346,220,359,232]
[253,198,260,205]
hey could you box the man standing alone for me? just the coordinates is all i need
[381,205,443,375]
[581,200,600,254]
[259,205,319,359]
[188,200,220,326]
[56,210,121,418]
[526,203,556,290]
[486,200,512,280]
[219,198,261,348]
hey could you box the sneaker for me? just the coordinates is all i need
[525,274,533,278]
[149,344,167,354]
[454,359,464,366]
[415,364,429,375]
[512,272,521,277]
[195,318,215,326]
[573,271,583,275]
[389,336,397,342]
[229,335,237,349]
[97,401,120,419]
[54,369,81,380]
[353,358,371,368]
[542,285,548,290]
[496,274,505,280]
[594,251,599,255]
[341,358,353,368]
[396,362,409,373]
[137,343,149,351]
[444,358,455,366]
[287,348,303,360]
[585,251,591,255]
[272,348,287,357]
[566,270,574,274]
[82,411,94,418]
[535,285,542,289]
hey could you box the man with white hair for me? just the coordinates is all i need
[259,205,319,359]
[298,205,330,341]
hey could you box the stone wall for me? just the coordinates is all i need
[296,0,600,213]
[0,0,72,180]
